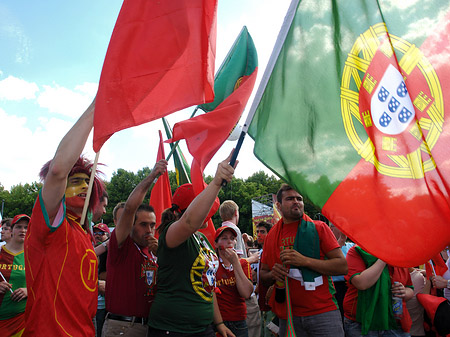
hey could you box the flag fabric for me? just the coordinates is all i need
[199,26,255,112]
[168,27,258,196]
[425,254,448,278]
[162,118,215,244]
[93,0,218,152]
[162,117,192,186]
[248,0,450,267]
[150,131,172,232]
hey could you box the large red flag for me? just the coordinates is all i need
[150,131,172,233]
[93,0,217,152]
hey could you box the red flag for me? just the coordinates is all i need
[93,0,217,152]
[168,69,257,195]
[425,254,448,278]
[150,131,172,233]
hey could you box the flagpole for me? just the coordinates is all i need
[80,151,100,228]
[221,1,299,186]
[165,107,200,162]
[0,271,13,293]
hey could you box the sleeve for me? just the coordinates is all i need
[316,221,340,254]
[107,230,131,265]
[345,246,366,284]
[30,190,66,239]
[240,259,252,280]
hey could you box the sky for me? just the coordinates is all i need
[0,0,292,190]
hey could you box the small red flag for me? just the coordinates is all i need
[168,69,257,196]
[93,0,217,152]
[150,131,172,233]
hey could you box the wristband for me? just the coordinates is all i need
[215,322,224,327]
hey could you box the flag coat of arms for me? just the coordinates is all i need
[248,0,450,267]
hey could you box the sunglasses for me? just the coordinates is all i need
[94,231,107,235]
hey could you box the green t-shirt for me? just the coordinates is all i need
[0,247,27,320]
[148,225,218,333]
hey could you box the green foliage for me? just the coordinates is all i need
[0,182,42,218]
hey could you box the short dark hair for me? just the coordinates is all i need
[134,204,155,224]
[1,218,12,229]
[100,190,109,202]
[256,221,272,233]
[276,184,295,203]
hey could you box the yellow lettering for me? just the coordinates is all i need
[88,259,97,281]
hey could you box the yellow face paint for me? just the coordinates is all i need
[65,173,89,198]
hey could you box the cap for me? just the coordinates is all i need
[93,223,110,234]
[172,184,196,212]
[214,226,238,242]
[12,214,31,226]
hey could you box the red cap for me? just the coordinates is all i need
[12,214,30,226]
[93,223,110,234]
[172,184,196,211]
[214,226,238,242]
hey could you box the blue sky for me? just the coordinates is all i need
[0,0,291,190]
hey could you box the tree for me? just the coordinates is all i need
[3,182,42,218]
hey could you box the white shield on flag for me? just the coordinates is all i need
[371,64,415,135]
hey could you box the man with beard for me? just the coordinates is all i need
[103,159,167,336]
[23,100,106,337]
[260,184,347,337]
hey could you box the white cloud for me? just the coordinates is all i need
[298,0,331,18]
[0,75,39,100]
[37,83,96,118]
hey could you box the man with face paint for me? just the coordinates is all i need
[23,99,106,337]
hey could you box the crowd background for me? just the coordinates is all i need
[0,170,320,234]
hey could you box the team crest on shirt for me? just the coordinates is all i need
[341,23,444,179]
[140,259,157,296]
[80,249,98,292]
[190,235,219,302]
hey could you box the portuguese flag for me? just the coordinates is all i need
[248,0,450,267]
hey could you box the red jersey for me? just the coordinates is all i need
[216,258,252,321]
[343,246,413,322]
[261,216,340,318]
[106,230,157,318]
[23,192,97,336]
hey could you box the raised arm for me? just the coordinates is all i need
[115,160,168,247]
[41,99,96,222]
[165,153,236,248]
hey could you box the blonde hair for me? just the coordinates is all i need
[219,200,239,221]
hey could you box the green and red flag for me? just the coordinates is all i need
[248,0,450,267]
[162,117,191,186]
[168,26,258,197]
[150,130,172,232]
[93,0,218,152]
[162,118,215,244]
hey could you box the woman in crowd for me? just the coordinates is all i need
[0,214,30,336]
[343,245,414,336]
[148,154,236,337]
[214,226,253,337]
